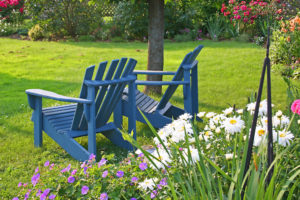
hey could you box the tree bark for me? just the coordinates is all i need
[144,0,164,95]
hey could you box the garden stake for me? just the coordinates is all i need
[241,27,274,198]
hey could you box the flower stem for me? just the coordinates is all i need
[286,112,296,131]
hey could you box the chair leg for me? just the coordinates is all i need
[33,97,43,147]
[191,66,199,116]
[183,69,192,114]
[128,81,136,141]
[87,86,97,156]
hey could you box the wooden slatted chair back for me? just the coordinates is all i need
[71,58,136,131]
[156,45,203,111]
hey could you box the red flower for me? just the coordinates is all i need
[229,0,235,4]
[224,11,231,16]
[244,11,250,16]
[19,7,24,13]
[243,18,249,23]
[241,5,247,11]
[276,9,282,14]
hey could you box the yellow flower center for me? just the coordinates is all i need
[230,119,237,125]
[280,133,286,138]
[258,129,265,136]
[265,120,268,123]
[205,131,210,136]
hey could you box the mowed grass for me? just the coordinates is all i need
[0,38,298,197]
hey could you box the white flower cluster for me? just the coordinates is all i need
[144,99,295,171]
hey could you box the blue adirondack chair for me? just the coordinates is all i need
[118,45,203,129]
[26,58,137,161]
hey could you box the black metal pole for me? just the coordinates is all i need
[241,27,274,198]
[266,27,274,185]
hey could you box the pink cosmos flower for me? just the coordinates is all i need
[291,100,300,115]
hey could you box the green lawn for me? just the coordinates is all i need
[0,38,298,198]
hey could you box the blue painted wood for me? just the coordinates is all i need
[121,45,204,129]
[72,65,95,130]
[26,58,138,161]
[191,62,199,116]
[133,70,176,75]
[86,86,96,155]
[135,80,189,85]
[33,97,42,147]
[25,89,92,104]
[113,100,122,129]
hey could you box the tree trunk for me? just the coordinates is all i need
[144,0,164,95]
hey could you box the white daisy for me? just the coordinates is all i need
[222,116,245,134]
[215,127,221,134]
[275,110,283,117]
[150,149,172,169]
[199,130,213,141]
[197,112,206,118]
[225,153,234,160]
[237,109,244,114]
[247,99,268,116]
[298,119,300,125]
[183,147,200,163]
[253,126,267,146]
[273,115,290,128]
[178,113,192,121]
[275,130,294,147]
[206,112,216,119]
[138,178,156,190]
[223,107,234,116]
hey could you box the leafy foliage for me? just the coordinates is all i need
[25,0,104,37]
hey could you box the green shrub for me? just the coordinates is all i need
[111,36,124,42]
[271,15,300,79]
[236,33,250,42]
[113,1,148,40]
[28,24,44,41]
[206,13,225,41]
[26,0,104,37]
[174,33,193,42]
[77,35,96,42]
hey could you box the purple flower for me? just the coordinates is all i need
[151,190,158,199]
[83,166,88,174]
[139,162,148,171]
[35,167,39,173]
[138,153,144,158]
[49,194,56,199]
[17,182,22,187]
[36,189,42,197]
[44,161,50,167]
[68,176,75,183]
[71,169,77,175]
[157,184,162,189]
[49,163,55,170]
[179,147,183,151]
[89,153,96,161]
[98,158,107,168]
[99,192,108,200]
[130,198,137,200]
[42,188,50,196]
[102,170,108,178]
[160,178,167,186]
[131,177,138,183]
[41,188,50,199]
[81,162,86,168]
[81,185,89,195]
[24,190,31,200]
[31,173,40,186]
[12,198,19,200]
[23,183,28,187]
[116,170,124,178]
[61,164,71,173]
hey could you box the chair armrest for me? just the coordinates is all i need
[84,75,136,87]
[136,80,189,86]
[25,89,92,104]
[182,60,198,70]
[133,70,176,75]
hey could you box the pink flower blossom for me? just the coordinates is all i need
[291,100,300,115]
